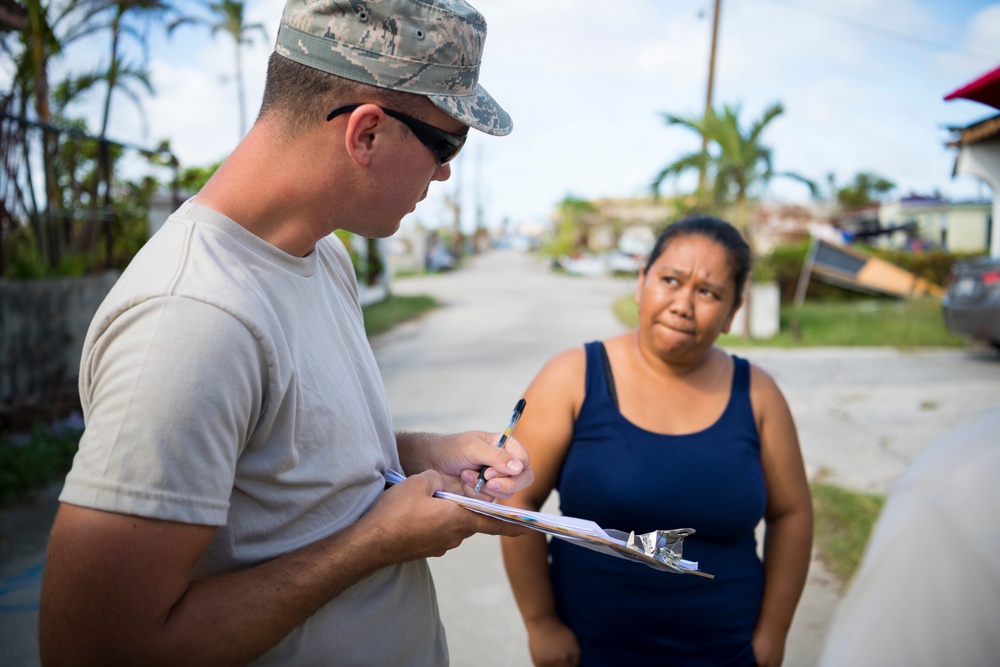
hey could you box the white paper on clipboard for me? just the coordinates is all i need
[384,470,713,578]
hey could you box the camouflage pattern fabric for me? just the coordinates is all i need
[275,0,512,135]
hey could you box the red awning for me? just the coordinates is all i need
[945,64,1000,110]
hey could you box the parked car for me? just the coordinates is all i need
[942,256,1000,351]
[426,242,456,272]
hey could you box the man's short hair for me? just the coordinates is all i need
[258,52,424,134]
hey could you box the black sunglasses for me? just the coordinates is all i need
[326,104,468,165]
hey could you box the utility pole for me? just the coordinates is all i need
[445,159,463,259]
[474,143,484,252]
[699,0,721,196]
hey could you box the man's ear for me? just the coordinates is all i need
[343,104,384,167]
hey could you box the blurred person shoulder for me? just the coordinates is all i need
[818,407,1000,667]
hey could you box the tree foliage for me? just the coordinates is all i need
[0,0,187,277]
[652,102,817,234]
[542,195,597,258]
[832,171,896,210]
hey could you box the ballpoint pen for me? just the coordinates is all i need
[472,398,527,496]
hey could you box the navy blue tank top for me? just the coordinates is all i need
[550,341,766,666]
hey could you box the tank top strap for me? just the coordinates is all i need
[726,354,759,443]
[582,341,615,410]
[731,354,750,394]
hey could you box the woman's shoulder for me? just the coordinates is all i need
[538,344,588,379]
[532,339,616,393]
[742,357,779,389]
[550,335,631,371]
[740,356,790,412]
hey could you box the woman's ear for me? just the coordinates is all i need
[634,267,646,305]
[721,296,744,333]
[343,105,384,167]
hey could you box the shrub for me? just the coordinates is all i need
[0,416,84,507]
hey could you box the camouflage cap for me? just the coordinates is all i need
[275,0,511,136]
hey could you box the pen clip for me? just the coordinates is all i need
[496,398,526,449]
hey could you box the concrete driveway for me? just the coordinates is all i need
[2,247,998,666]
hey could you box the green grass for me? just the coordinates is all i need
[0,420,84,507]
[616,295,968,348]
[362,293,439,337]
[811,482,885,583]
[613,294,640,329]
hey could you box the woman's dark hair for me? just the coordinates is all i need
[644,215,753,300]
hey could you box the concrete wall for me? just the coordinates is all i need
[0,234,394,416]
[879,199,992,253]
[0,272,119,411]
[729,281,781,339]
[945,207,993,252]
[0,267,391,417]
[953,139,1000,258]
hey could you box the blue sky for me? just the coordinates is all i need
[36,0,1000,233]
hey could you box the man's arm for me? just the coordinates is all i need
[39,471,524,667]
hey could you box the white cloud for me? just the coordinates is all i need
[42,0,1000,231]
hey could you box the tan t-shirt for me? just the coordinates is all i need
[62,200,447,666]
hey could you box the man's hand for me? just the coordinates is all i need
[365,470,528,565]
[40,472,527,667]
[396,430,534,500]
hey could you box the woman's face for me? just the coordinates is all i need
[635,233,741,362]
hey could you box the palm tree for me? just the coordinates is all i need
[169,0,267,140]
[651,102,817,234]
[92,56,153,138]
[96,0,156,137]
[2,0,110,265]
[834,171,896,210]
[96,0,168,139]
[652,102,817,338]
[72,0,178,260]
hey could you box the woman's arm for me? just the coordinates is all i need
[750,365,814,667]
[500,348,586,667]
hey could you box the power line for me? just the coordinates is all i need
[770,0,1000,64]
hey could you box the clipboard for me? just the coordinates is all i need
[385,470,713,578]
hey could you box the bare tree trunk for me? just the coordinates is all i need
[235,41,246,139]
[735,194,753,338]
[29,0,60,267]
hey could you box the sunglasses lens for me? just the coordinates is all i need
[435,134,467,164]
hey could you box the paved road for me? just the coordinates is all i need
[2,248,999,666]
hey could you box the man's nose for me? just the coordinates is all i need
[432,162,452,182]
